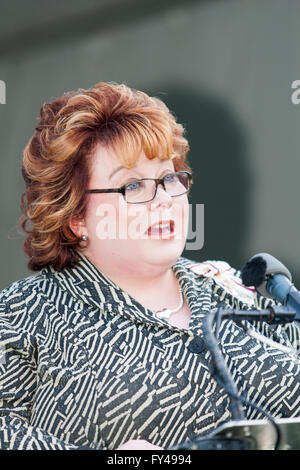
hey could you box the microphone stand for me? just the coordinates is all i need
[215,304,296,324]
[201,305,245,421]
[171,304,298,450]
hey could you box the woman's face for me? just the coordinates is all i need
[74,145,189,277]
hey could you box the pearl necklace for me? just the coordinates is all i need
[153,286,184,320]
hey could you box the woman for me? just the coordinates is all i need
[1,82,300,450]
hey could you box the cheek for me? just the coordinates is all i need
[84,197,118,240]
[85,198,148,241]
[83,198,97,233]
[125,205,149,238]
[172,196,190,234]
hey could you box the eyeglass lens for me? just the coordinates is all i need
[125,172,190,203]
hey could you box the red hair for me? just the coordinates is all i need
[20,81,191,271]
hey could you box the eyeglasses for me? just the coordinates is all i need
[86,171,193,204]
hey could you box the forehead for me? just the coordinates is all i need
[89,145,174,185]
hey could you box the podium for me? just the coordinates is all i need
[173,418,300,450]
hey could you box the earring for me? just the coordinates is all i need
[81,234,87,241]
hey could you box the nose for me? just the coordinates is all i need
[151,181,173,208]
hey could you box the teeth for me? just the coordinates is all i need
[151,223,170,231]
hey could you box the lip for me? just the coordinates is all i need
[145,219,175,239]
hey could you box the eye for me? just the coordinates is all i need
[163,172,177,182]
[125,180,144,192]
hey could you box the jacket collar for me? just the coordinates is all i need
[41,251,210,333]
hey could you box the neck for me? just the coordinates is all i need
[109,266,179,310]
[81,250,180,312]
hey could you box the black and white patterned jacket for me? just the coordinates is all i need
[1,252,300,450]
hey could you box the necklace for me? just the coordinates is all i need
[153,286,184,320]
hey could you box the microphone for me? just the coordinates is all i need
[241,252,300,318]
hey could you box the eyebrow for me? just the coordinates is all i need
[109,165,125,181]
[109,160,170,181]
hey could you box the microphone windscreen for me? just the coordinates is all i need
[241,256,267,287]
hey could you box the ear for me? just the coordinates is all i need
[69,216,86,238]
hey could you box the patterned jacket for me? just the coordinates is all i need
[1,252,300,450]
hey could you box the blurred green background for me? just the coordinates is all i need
[0,0,300,290]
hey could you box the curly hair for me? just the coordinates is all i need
[20,81,191,271]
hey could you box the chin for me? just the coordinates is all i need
[143,240,185,266]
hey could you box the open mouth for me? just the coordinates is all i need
[146,220,175,238]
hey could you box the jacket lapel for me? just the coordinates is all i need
[41,252,213,334]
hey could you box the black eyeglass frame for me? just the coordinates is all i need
[85,171,193,204]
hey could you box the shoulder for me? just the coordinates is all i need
[0,272,47,303]
[0,272,54,328]
[176,256,258,306]
[176,256,238,276]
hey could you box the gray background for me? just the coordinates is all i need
[0,0,299,290]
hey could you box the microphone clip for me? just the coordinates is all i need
[219,305,296,324]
